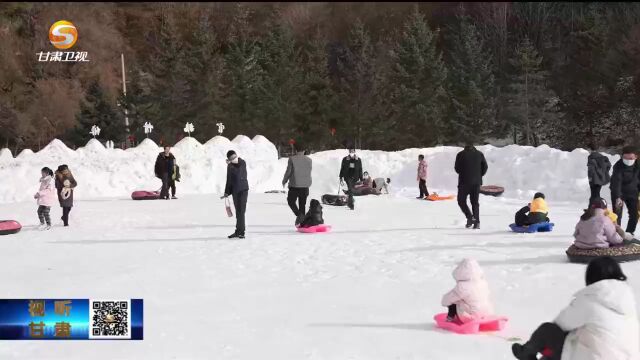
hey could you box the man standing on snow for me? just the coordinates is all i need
[154,146,175,200]
[610,146,640,235]
[587,141,611,203]
[282,143,312,226]
[455,141,488,229]
[417,154,429,199]
[339,148,363,210]
[223,150,249,239]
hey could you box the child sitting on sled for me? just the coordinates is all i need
[603,201,637,242]
[299,199,324,228]
[441,258,494,324]
[514,192,550,227]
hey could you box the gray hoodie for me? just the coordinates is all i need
[282,153,312,188]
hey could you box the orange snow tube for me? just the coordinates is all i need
[425,193,456,201]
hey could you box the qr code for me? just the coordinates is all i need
[89,299,131,339]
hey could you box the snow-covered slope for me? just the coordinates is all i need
[0,137,617,204]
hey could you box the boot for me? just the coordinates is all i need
[465,217,474,229]
[295,214,304,226]
[473,220,480,230]
[228,232,239,239]
[511,343,537,360]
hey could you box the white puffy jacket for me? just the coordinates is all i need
[441,258,494,322]
[555,279,640,360]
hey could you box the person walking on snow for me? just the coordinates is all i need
[339,148,363,210]
[417,154,429,199]
[282,143,312,226]
[610,146,640,235]
[455,141,488,229]
[223,150,249,239]
[55,164,77,227]
[34,167,56,230]
[512,256,639,360]
[154,146,176,200]
[587,141,611,203]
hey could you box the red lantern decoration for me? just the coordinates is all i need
[289,138,296,145]
[330,128,336,136]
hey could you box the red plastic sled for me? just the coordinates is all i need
[131,190,161,200]
[433,313,508,334]
[297,224,332,233]
[425,194,456,201]
[0,220,22,235]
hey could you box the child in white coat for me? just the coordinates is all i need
[441,258,494,323]
[34,167,56,230]
[512,256,639,360]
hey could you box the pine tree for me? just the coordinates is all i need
[446,16,497,144]
[222,4,265,138]
[507,36,558,146]
[337,19,381,149]
[297,29,340,150]
[257,21,304,143]
[388,8,447,147]
[69,80,124,146]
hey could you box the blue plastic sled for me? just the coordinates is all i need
[509,222,554,233]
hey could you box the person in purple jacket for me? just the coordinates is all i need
[573,198,623,249]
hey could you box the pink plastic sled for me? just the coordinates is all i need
[0,220,22,235]
[433,313,508,334]
[297,224,332,233]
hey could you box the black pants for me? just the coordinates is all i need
[517,322,567,360]
[37,206,51,226]
[169,179,176,197]
[614,196,639,234]
[458,184,480,222]
[589,183,602,202]
[62,207,71,226]
[160,173,170,199]
[287,187,309,216]
[232,190,248,235]
[419,179,429,197]
[345,178,357,209]
[447,304,457,318]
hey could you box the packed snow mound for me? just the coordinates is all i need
[16,149,34,160]
[0,148,12,163]
[0,137,618,203]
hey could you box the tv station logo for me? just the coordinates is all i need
[37,20,89,63]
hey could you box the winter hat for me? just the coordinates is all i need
[590,197,608,209]
[57,164,68,172]
[533,192,545,200]
[226,150,237,160]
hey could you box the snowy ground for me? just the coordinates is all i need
[2,192,640,360]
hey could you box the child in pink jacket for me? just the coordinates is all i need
[441,258,494,323]
[34,167,56,230]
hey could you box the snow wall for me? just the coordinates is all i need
[0,136,618,204]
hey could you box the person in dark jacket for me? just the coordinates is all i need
[154,146,175,200]
[55,164,77,227]
[299,199,324,228]
[282,143,313,225]
[223,150,249,239]
[455,143,488,229]
[610,146,640,234]
[587,142,611,203]
[339,148,363,210]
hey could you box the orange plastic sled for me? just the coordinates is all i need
[425,193,456,201]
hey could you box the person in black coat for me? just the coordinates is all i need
[610,146,640,234]
[154,146,175,200]
[339,148,363,210]
[55,164,77,227]
[454,143,488,229]
[223,150,249,239]
[587,142,611,203]
[299,199,324,228]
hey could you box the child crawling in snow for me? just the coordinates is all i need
[514,192,550,227]
[441,258,494,324]
[299,199,324,228]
